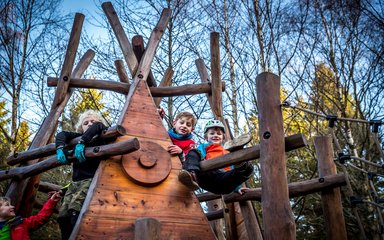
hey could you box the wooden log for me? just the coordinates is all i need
[132,35,157,87]
[134,218,161,240]
[7,125,126,166]
[47,77,224,96]
[132,9,171,82]
[200,133,307,172]
[0,138,140,181]
[195,58,213,107]
[196,174,347,203]
[114,60,130,83]
[239,201,263,240]
[52,13,84,108]
[210,32,223,121]
[256,72,296,239]
[206,209,225,221]
[315,136,347,240]
[6,47,94,214]
[38,181,61,193]
[154,66,174,107]
[102,2,138,77]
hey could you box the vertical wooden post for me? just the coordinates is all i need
[134,217,161,240]
[256,72,295,239]
[314,136,347,240]
[210,32,230,140]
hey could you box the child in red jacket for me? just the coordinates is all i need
[167,111,197,162]
[0,191,61,240]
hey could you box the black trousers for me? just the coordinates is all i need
[183,149,253,194]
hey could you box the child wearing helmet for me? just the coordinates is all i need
[55,109,111,240]
[167,112,197,161]
[178,119,253,194]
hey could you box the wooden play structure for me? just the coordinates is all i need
[0,2,352,239]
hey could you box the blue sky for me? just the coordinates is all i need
[62,0,99,15]
[62,0,106,38]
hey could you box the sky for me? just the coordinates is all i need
[61,0,106,38]
[62,0,99,15]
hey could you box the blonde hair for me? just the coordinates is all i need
[75,110,107,133]
[0,197,10,207]
[174,112,197,127]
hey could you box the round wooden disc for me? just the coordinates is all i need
[121,140,171,186]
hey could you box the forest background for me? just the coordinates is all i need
[0,0,383,239]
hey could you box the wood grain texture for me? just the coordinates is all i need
[72,78,214,239]
[256,72,296,239]
[315,136,347,240]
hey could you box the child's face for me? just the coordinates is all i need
[173,117,194,135]
[206,127,224,144]
[0,201,15,220]
[81,116,98,133]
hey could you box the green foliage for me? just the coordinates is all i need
[61,89,110,131]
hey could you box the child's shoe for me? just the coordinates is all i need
[178,170,199,191]
[224,133,253,151]
[235,161,254,178]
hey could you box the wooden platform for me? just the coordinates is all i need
[71,80,215,239]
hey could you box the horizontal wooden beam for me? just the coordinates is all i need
[7,125,126,166]
[47,77,225,96]
[0,138,140,181]
[197,173,347,203]
[200,133,307,172]
[38,181,61,193]
[205,208,227,221]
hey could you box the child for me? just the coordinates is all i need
[0,191,61,240]
[178,119,254,194]
[55,110,109,240]
[167,112,197,161]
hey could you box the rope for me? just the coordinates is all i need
[282,101,383,125]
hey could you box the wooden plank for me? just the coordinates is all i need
[73,218,212,239]
[256,72,296,239]
[135,218,161,240]
[315,136,347,240]
[210,33,224,121]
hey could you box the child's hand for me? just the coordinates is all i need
[167,145,182,155]
[157,108,165,119]
[75,143,86,162]
[236,187,249,195]
[48,191,62,202]
[56,148,68,164]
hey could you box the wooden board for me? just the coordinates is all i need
[72,80,215,239]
